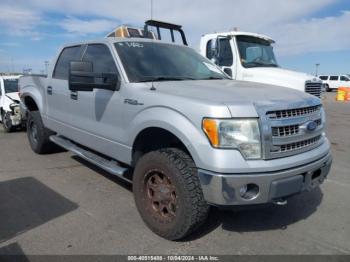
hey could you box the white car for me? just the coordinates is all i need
[0,75,23,132]
[199,31,323,98]
[319,75,350,92]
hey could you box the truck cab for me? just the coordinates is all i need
[200,32,323,98]
[0,75,23,132]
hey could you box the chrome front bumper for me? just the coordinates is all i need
[198,151,332,206]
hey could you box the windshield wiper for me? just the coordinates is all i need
[199,76,226,80]
[244,62,278,68]
[138,76,196,82]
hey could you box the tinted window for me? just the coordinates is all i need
[115,41,227,82]
[82,44,117,74]
[3,79,19,93]
[329,76,339,81]
[340,76,349,81]
[53,46,82,80]
[217,38,233,66]
[319,76,328,80]
[206,39,233,66]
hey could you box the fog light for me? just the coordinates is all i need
[239,183,259,200]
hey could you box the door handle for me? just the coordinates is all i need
[70,91,78,100]
[47,86,53,95]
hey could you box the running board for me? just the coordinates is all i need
[50,135,131,183]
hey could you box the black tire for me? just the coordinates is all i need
[26,111,56,154]
[1,111,15,133]
[133,148,209,240]
[325,84,331,92]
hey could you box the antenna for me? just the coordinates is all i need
[150,0,156,91]
[151,0,153,20]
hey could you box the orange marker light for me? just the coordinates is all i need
[202,119,219,147]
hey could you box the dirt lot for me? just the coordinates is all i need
[0,93,349,255]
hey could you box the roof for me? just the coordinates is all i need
[60,37,187,49]
[0,75,21,80]
[202,31,275,43]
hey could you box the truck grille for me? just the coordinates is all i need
[263,105,324,159]
[272,119,321,137]
[267,105,321,119]
[305,82,322,98]
[279,135,322,153]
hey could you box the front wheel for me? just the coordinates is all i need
[325,84,331,92]
[1,111,15,133]
[133,148,209,240]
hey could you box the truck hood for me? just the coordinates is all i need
[153,79,319,114]
[242,67,320,91]
[5,92,20,103]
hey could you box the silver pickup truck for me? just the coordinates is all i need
[19,37,332,240]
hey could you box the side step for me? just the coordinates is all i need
[50,135,131,183]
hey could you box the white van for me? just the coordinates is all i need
[319,75,350,92]
[199,31,323,98]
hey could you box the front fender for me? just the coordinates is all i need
[127,106,210,167]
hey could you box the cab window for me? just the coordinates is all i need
[329,76,339,81]
[53,45,83,80]
[206,38,233,66]
[82,44,118,74]
[319,76,328,80]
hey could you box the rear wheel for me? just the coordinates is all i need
[26,111,56,154]
[1,111,15,133]
[133,148,209,240]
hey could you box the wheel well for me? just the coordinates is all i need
[24,96,39,112]
[132,127,191,167]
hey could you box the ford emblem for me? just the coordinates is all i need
[306,121,317,131]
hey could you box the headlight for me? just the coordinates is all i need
[202,118,261,159]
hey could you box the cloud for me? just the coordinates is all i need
[0,42,21,47]
[271,11,350,56]
[59,16,118,35]
[0,5,40,35]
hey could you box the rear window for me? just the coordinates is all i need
[329,76,339,81]
[319,76,328,80]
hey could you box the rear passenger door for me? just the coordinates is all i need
[46,45,83,132]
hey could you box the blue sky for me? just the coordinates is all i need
[0,0,349,75]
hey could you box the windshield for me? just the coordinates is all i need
[236,36,278,68]
[3,79,19,93]
[114,41,228,82]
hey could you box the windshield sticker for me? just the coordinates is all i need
[203,62,223,74]
[126,42,144,48]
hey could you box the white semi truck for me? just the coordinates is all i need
[199,31,323,98]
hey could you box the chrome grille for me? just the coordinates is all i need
[267,105,321,119]
[272,119,321,137]
[279,135,322,153]
[272,124,299,137]
[263,104,324,159]
[305,82,322,98]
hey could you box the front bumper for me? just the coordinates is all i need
[198,151,332,206]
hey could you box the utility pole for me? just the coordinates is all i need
[44,61,49,75]
[315,63,320,76]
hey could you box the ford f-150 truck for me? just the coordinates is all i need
[19,33,332,240]
[0,75,23,132]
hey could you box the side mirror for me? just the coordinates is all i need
[223,68,232,77]
[69,61,119,92]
